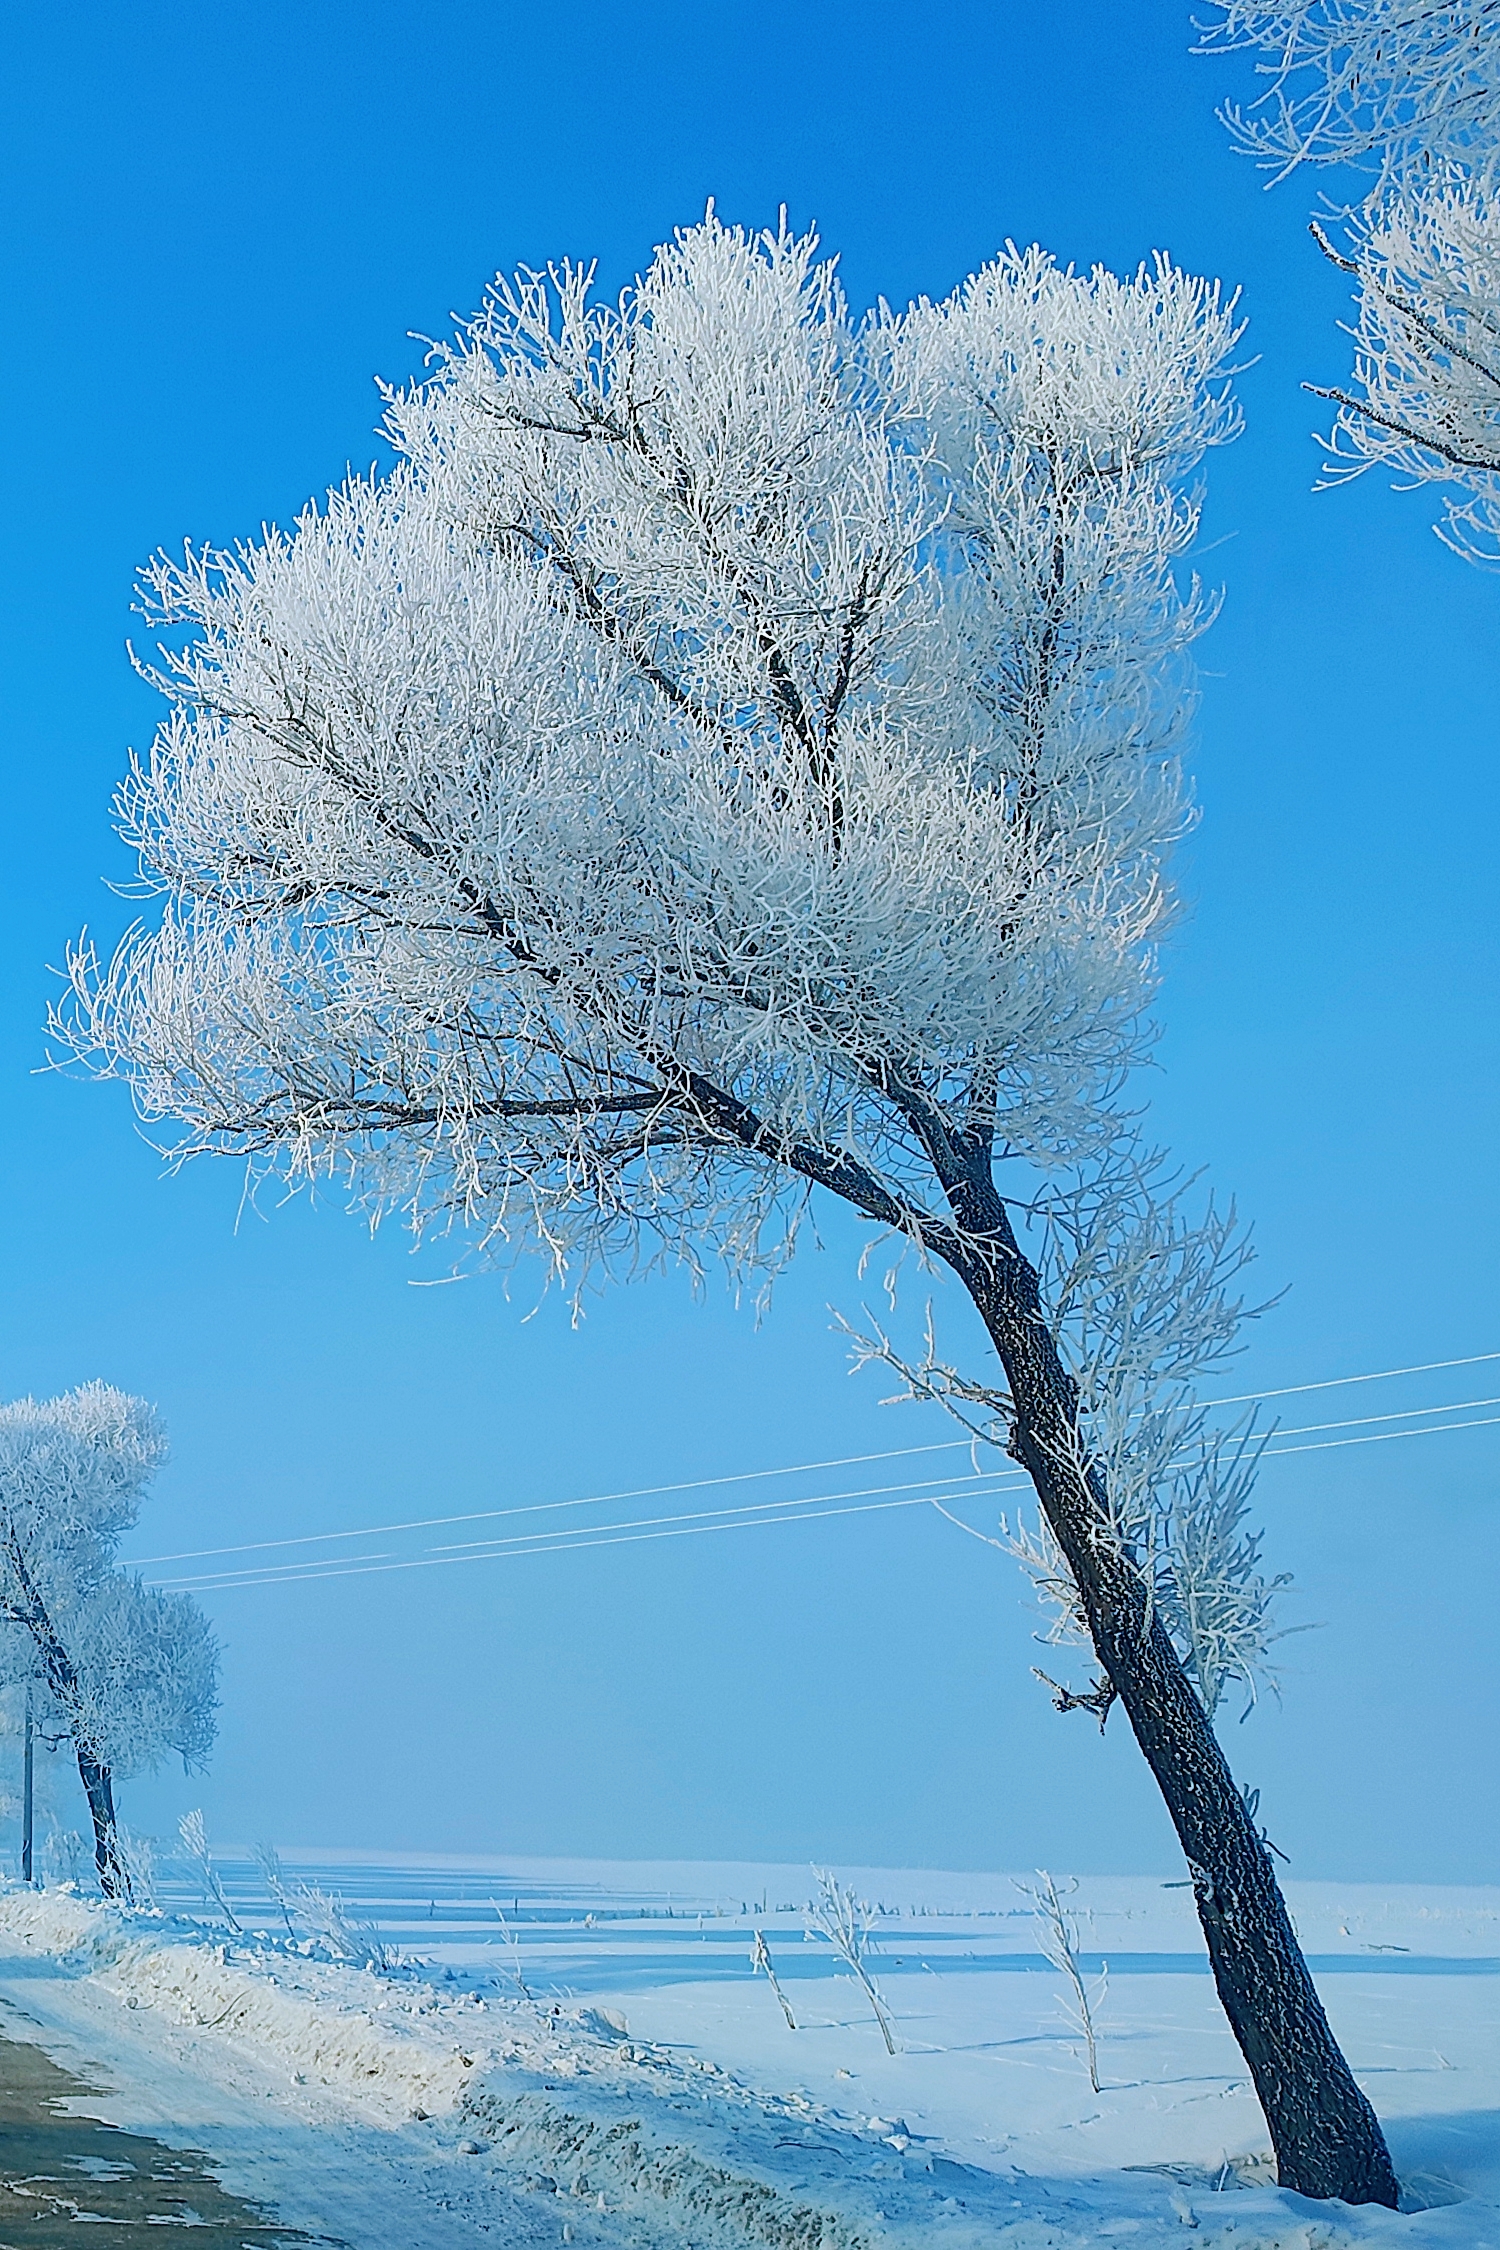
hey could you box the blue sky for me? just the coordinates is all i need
[1,0,1496,1881]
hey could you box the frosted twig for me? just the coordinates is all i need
[751,1928,798,2030]
[114,1826,157,1910]
[1200,1,1500,180]
[1031,1667,1117,1729]
[491,1899,533,2001]
[1017,1870,1107,2092]
[807,1868,896,2055]
[835,1303,1012,1448]
[178,1810,242,1934]
[252,1841,298,1940]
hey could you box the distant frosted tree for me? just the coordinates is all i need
[1205,1,1500,559]
[0,1384,218,1897]
[57,215,1393,2203]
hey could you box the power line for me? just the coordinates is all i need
[1263,1410,1500,1460]
[126,1438,982,1569]
[151,1468,1028,1592]
[157,1492,947,1593]
[1205,1347,1500,1407]
[123,1346,1500,1575]
[931,1413,1500,1557]
[160,1392,1500,1592]
[427,1465,1023,1556]
[1265,1390,1500,1440]
[159,1408,1500,1597]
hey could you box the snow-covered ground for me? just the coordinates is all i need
[0,1854,1492,2250]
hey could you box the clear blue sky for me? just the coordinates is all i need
[2,0,1495,1882]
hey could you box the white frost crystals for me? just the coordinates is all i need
[1310,169,1500,561]
[56,215,1240,1286]
[1026,1156,1288,1718]
[1206,2,1500,562]
[1202,1,1500,178]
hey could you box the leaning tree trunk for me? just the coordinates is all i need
[940,1171,1398,2208]
[75,1748,125,1901]
[0,1545,130,1905]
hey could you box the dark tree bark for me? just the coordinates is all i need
[75,1749,124,1900]
[684,1055,1398,2206]
[932,1159,1399,2208]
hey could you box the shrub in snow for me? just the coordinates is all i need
[289,1877,395,1971]
[750,1928,797,2032]
[490,1898,534,2001]
[113,1825,159,1910]
[253,1839,298,1940]
[41,1827,86,1889]
[0,1385,218,1898]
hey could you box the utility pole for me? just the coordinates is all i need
[21,1687,33,1886]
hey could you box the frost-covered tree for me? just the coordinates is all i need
[1307,174,1500,560]
[1205,1,1500,559]
[1204,1,1500,177]
[0,1384,218,1897]
[57,216,1394,2202]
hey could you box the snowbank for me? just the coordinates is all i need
[0,1878,1489,2250]
[0,1881,475,2120]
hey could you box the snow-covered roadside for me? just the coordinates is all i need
[0,1882,1491,2250]
[0,1883,608,2249]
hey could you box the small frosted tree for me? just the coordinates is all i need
[807,1867,896,2054]
[1018,1872,1107,2093]
[0,1385,219,1898]
[1205,1,1500,560]
[57,215,1393,2202]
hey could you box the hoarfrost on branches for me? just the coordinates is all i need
[54,218,1284,1707]
[179,1808,242,1931]
[57,217,1239,1291]
[254,1839,299,1940]
[1307,176,1500,559]
[113,1825,159,1910]
[288,1879,396,1971]
[55,218,1283,1705]
[1207,2,1500,561]
[750,1927,798,2031]
[806,1867,896,2054]
[1201,2,1500,179]
[1017,1871,1108,2093]
[1022,1152,1287,1717]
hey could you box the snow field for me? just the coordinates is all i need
[0,1862,1491,2250]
